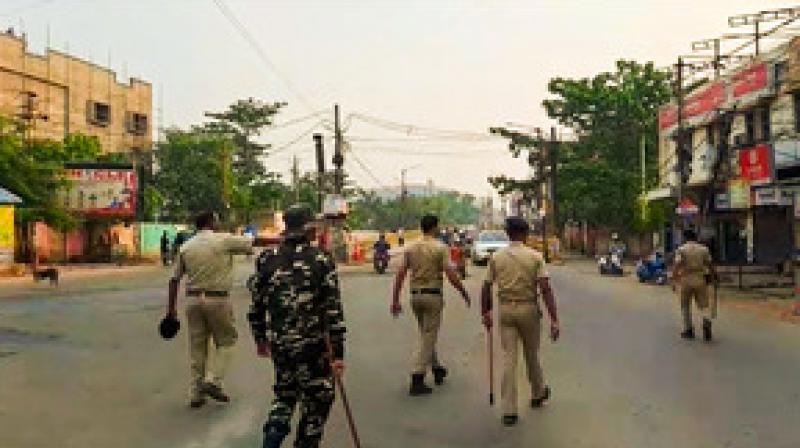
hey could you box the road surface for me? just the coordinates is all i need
[1,259,799,447]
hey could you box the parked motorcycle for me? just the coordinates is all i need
[636,252,668,285]
[598,247,625,276]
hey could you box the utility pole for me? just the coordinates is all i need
[676,57,686,207]
[291,155,300,203]
[333,104,344,194]
[549,126,559,242]
[314,133,325,213]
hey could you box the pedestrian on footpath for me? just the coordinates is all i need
[672,228,718,341]
[160,230,171,266]
[247,205,346,448]
[481,217,560,427]
[165,211,255,408]
[391,214,471,395]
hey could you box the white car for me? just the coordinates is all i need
[471,230,510,266]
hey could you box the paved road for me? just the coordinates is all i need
[1,259,799,447]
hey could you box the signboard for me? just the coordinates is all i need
[714,192,731,210]
[688,143,716,186]
[729,178,751,209]
[0,205,14,264]
[753,187,793,206]
[59,167,138,217]
[323,194,348,218]
[732,62,771,102]
[657,81,726,132]
[774,139,800,168]
[738,144,773,185]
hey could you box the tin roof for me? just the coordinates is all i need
[0,187,22,204]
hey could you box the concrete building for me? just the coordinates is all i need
[650,37,800,265]
[0,30,151,153]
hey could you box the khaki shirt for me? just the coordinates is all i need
[405,236,449,289]
[486,241,548,303]
[674,241,712,283]
[172,230,253,292]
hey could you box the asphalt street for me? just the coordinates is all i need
[1,258,799,448]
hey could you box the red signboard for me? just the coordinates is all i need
[658,81,725,131]
[732,63,769,98]
[59,167,138,217]
[684,81,726,119]
[739,144,772,185]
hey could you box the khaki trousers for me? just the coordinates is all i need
[680,276,713,330]
[186,295,238,397]
[410,293,444,375]
[499,302,545,416]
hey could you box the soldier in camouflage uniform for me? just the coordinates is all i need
[248,205,346,448]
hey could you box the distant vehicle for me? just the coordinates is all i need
[598,246,625,276]
[471,230,510,266]
[636,252,668,285]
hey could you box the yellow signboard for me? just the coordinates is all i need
[0,205,14,263]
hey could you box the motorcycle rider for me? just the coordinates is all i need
[374,233,391,272]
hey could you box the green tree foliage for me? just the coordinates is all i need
[203,97,286,185]
[200,98,288,223]
[492,60,672,232]
[153,129,233,222]
[347,191,479,230]
[0,117,72,228]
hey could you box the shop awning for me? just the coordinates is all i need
[0,187,22,204]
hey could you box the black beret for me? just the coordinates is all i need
[505,216,530,234]
[284,205,312,231]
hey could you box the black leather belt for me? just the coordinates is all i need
[411,288,443,295]
[187,290,229,297]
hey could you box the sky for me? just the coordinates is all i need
[0,0,790,198]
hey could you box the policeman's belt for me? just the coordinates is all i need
[187,290,229,297]
[500,298,538,304]
[411,288,443,296]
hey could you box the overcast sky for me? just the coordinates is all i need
[0,0,789,197]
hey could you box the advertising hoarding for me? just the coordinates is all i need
[738,144,773,186]
[0,205,14,264]
[59,166,138,217]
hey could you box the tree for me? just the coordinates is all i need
[346,191,479,230]
[153,129,233,222]
[491,60,672,232]
[203,97,286,185]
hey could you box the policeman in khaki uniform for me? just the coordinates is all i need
[481,217,560,427]
[672,228,718,341]
[392,214,471,396]
[166,211,256,408]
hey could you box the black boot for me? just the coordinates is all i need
[680,328,695,340]
[409,373,433,396]
[702,319,713,341]
[432,366,448,385]
[531,385,551,408]
[262,422,289,448]
[502,414,518,426]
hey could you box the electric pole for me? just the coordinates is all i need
[333,104,344,194]
[291,155,300,203]
[314,133,325,213]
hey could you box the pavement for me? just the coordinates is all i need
[1,258,800,447]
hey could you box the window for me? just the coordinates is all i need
[775,62,787,91]
[759,107,771,142]
[87,101,110,126]
[745,111,755,145]
[126,112,148,136]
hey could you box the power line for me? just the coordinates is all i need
[261,110,327,133]
[350,113,502,141]
[212,0,316,112]
[348,150,388,189]
[266,120,325,158]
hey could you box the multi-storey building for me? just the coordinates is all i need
[0,30,151,153]
[650,37,800,265]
